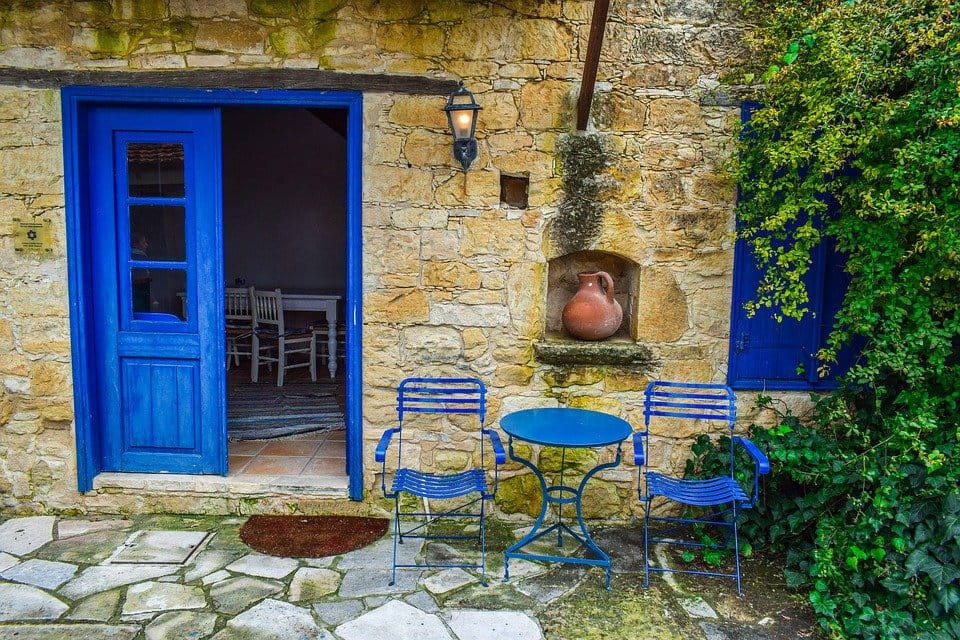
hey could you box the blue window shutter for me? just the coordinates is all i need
[729,238,824,390]
[728,102,852,390]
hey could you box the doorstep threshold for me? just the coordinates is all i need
[93,471,348,498]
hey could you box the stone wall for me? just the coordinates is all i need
[0,0,760,517]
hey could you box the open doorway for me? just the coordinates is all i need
[220,106,348,482]
[65,87,363,499]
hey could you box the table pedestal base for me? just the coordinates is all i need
[503,444,622,590]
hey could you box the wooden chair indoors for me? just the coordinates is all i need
[250,288,317,386]
[224,286,255,370]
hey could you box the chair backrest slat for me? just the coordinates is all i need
[643,381,736,429]
[397,377,486,422]
[251,288,285,333]
[225,286,254,323]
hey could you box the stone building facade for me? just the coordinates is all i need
[0,0,764,518]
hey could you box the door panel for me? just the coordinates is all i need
[88,105,224,475]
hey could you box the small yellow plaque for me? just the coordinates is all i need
[12,217,53,254]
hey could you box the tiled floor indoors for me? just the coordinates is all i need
[228,428,347,478]
[227,358,347,481]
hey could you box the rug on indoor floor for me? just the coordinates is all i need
[227,380,344,440]
[239,515,390,557]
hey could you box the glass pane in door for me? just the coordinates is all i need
[127,142,185,197]
[131,267,187,320]
[129,205,186,262]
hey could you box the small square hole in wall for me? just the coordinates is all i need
[500,173,529,209]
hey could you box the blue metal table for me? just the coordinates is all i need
[501,407,632,589]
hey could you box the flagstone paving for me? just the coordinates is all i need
[0,514,817,639]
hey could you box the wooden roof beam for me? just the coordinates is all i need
[575,0,611,131]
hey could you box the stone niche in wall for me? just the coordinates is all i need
[537,249,656,368]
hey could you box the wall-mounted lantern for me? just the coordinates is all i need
[443,81,481,171]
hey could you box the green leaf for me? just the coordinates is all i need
[905,549,960,588]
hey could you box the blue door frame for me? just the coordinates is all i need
[62,87,365,500]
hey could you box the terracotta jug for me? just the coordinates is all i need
[561,271,623,340]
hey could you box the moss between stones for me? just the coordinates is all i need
[249,0,298,17]
[121,0,168,21]
[543,575,700,639]
[309,19,338,50]
[251,0,345,19]
[538,447,598,474]
[94,28,132,55]
[269,25,308,56]
[551,132,612,254]
[495,473,542,517]
[143,18,197,44]
[542,367,606,388]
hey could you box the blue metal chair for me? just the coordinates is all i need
[634,380,770,594]
[375,377,505,586]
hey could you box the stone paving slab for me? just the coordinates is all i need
[184,549,238,583]
[145,611,218,640]
[209,575,284,615]
[338,567,422,597]
[225,553,298,579]
[59,563,179,600]
[288,567,340,601]
[0,516,55,556]
[108,530,210,565]
[37,529,136,566]
[445,610,543,640]
[0,582,69,621]
[65,588,122,622]
[335,535,422,570]
[202,569,231,585]
[336,600,453,640]
[1,558,77,590]
[213,598,326,640]
[0,552,19,573]
[122,581,207,616]
[423,568,477,595]
[313,598,365,625]
[513,563,587,603]
[57,519,133,540]
[0,623,140,639]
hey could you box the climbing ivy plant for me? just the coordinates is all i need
[722,0,960,637]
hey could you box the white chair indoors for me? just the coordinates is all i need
[250,288,317,386]
[224,286,255,369]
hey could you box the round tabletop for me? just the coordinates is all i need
[500,407,632,448]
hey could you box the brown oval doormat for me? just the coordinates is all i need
[239,515,390,558]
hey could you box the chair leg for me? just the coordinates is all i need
[309,336,317,382]
[479,498,487,587]
[732,503,743,596]
[390,499,401,586]
[250,333,259,382]
[277,338,285,387]
[643,498,652,589]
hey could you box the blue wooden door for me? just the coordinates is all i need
[87,105,225,474]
